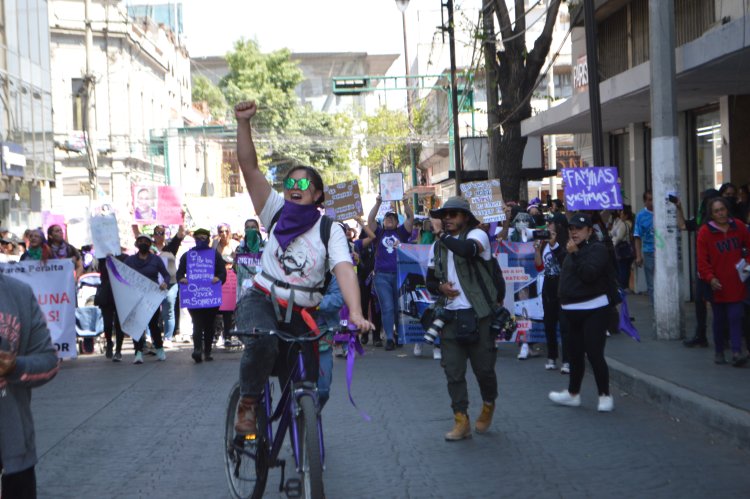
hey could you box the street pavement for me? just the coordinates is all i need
[32,336,750,498]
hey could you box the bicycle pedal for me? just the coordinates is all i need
[284,478,302,498]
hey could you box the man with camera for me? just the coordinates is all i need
[426,197,505,441]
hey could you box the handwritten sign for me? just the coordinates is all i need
[187,249,216,281]
[180,281,222,308]
[220,269,237,311]
[324,180,364,221]
[0,260,77,359]
[107,257,167,341]
[459,180,506,223]
[377,201,394,220]
[90,214,121,256]
[562,167,623,210]
[380,172,404,202]
[181,248,222,308]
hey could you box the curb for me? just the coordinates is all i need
[607,357,750,449]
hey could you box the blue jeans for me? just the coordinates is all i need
[161,283,179,340]
[373,272,399,342]
[643,252,655,300]
[317,348,332,409]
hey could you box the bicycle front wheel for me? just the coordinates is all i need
[297,395,324,499]
[225,383,268,499]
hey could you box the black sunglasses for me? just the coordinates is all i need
[443,209,463,218]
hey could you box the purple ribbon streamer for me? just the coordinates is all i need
[106,256,129,285]
[346,334,371,421]
[618,290,641,342]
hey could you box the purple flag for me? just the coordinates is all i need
[618,291,641,342]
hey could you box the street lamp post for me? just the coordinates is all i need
[395,0,419,210]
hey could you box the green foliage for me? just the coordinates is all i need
[191,75,227,121]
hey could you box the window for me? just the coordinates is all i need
[72,78,85,130]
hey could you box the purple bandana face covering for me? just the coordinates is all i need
[274,200,322,251]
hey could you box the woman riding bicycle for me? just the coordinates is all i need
[232,101,373,436]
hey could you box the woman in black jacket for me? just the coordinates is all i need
[548,213,614,412]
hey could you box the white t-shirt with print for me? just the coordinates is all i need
[254,190,351,308]
[428,228,491,311]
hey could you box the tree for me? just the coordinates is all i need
[219,39,354,186]
[191,75,227,122]
[483,0,562,200]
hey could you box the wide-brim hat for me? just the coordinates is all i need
[568,213,593,228]
[429,196,480,226]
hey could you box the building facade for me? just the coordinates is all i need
[0,0,55,234]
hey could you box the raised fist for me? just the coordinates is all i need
[234,101,257,120]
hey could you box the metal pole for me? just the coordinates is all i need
[84,0,98,201]
[583,0,604,166]
[649,0,682,340]
[401,10,419,210]
[447,0,462,191]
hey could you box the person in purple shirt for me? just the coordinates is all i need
[125,234,170,364]
[367,196,414,350]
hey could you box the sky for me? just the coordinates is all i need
[181,0,481,58]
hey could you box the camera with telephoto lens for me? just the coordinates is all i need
[424,307,450,345]
[490,307,517,341]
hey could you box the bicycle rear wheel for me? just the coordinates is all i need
[225,383,268,499]
[297,395,324,499]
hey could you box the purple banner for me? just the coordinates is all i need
[561,167,623,210]
[179,281,222,309]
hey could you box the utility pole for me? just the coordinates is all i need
[442,0,463,193]
[583,0,604,166]
[649,0,682,340]
[84,0,99,201]
[396,0,419,210]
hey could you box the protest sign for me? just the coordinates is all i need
[132,185,184,225]
[459,180,506,222]
[235,252,261,297]
[396,244,435,344]
[376,201,394,220]
[323,180,364,221]
[180,248,223,308]
[561,167,623,210]
[90,214,121,256]
[379,172,404,202]
[0,260,78,358]
[107,257,167,341]
[220,269,237,312]
[496,241,546,343]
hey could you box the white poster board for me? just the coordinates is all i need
[0,260,77,359]
[379,172,404,202]
[90,214,122,256]
[107,257,166,341]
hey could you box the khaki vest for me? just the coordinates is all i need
[434,229,496,319]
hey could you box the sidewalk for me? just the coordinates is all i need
[605,293,750,448]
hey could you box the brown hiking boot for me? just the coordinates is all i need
[444,412,472,441]
[475,402,495,433]
[234,397,258,436]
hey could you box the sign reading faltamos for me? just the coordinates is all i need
[459,180,506,223]
[323,180,364,221]
[561,167,623,210]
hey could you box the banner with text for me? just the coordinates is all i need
[0,260,78,359]
[396,244,435,344]
[323,180,364,221]
[180,249,222,308]
[459,180,506,222]
[496,241,546,343]
[107,257,167,341]
[561,167,623,211]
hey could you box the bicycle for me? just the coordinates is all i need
[224,326,353,499]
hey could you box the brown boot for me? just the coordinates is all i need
[474,402,495,434]
[235,397,258,435]
[444,412,472,441]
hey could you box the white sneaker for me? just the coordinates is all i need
[548,390,581,407]
[433,346,442,360]
[598,395,614,412]
[545,359,557,370]
[413,343,422,357]
[156,348,166,361]
[163,339,174,349]
[560,363,570,375]
[133,352,144,365]
[517,343,529,360]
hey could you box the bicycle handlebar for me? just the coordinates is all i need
[229,326,358,344]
